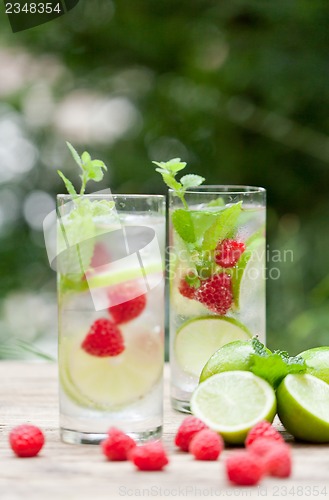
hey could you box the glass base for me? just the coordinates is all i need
[60,425,163,445]
[171,397,192,414]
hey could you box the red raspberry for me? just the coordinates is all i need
[130,441,169,471]
[265,443,292,478]
[195,272,233,315]
[215,239,245,268]
[175,416,208,451]
[101,428,136,461]
[9,424,45,458]
[189,429,224,461]
[245,421,284,447]
[178,278,196,299]
[108,282,146,324]
[247,437,274,456]
[226,451,264,486]
[81,318,124,357]
[249,438,292,477]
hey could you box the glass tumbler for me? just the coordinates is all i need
[57,194,165,444]
[168,186,266,412]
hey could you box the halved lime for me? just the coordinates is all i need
[277,374,329,442]
[200,339,254,383]
[60,330,163,410]
[191,371,276,444]
[174,316,252,377]
[298,347,329,385]
[231,238,265,310]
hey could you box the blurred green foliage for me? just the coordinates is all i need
[0,0,329,357]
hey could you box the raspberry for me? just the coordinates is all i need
[215,239,246,268]
[248,437,274,457]
[108,282,146,324]
[175,416,208,451]
[81,318,124,357]
[9,424,45,458]
[249,438,292,478]
[130,441,169,471]
[245,421,284,447]
[265,443,292,478]
[178,277,196,300]
[226,451,264,486]
[189,429,224,461]
[101,428,136,461]
[195,272,233,315]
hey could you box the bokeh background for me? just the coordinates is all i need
[0,0,328,359]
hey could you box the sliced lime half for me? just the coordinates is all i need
[191,371,276,444]
[231,238,265,310]
[60,331,163,410]
[174,316,251,377]
[277,373,329,442]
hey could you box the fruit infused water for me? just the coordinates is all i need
[56,146,165,444]
[155,159,265,412]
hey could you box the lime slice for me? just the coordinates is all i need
[60,330,163,410]
[298,347,329,385]
[174,316,252,377]
[191,371,276,444]
[231,238,265,310]
[277,374,329,442]
[200,340,254,383]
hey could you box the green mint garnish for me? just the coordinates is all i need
[250,338,306,389]
[202,201,242,251]
[59,142,107,195]
[57,142,114,292]
[171,209,196,243]
[153,158,205,209]
[185,272,201,289]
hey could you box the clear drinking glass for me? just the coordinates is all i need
[169,186,266,412]
[57,194,165,444]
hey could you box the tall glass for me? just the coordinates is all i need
[169,186,266,412]
[57,194,165,444]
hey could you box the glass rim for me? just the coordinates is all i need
[169,185,266,195]
[57,193,166,200]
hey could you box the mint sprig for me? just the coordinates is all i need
[250,338,306,389]
[153,158,205,209]
[58,142,107,195]
[57,142,114,291]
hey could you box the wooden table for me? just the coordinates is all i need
[0,362,328,499]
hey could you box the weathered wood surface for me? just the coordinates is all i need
[0,362,328,499]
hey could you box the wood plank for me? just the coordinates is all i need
[0,361,328,499]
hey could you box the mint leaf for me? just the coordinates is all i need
[81,155,107,184]
[185,272,201,289]
[207,197,225,207]
[249,338,306,389]
[57,171,78,198]
[91,199,115,216]
[202,202,242,250]
[157,171,182,191]
[153,158,186,174]
[180,174,205,190]
[172,209,196,243]
[66,142,82,168]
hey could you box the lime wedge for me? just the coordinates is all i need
[60,331,163,409]
[298,347,329,385]
[231,238,265,310]
[174,316,252,377]
[200,340,254,383]
[191,371,276,444]
[277,374,329,442]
